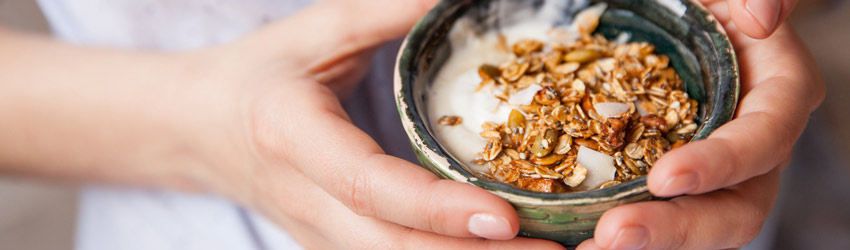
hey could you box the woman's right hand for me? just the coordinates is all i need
[194,0,566,248]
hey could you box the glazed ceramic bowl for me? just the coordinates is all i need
[394,0,738,245]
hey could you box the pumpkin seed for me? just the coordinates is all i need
[531,129,558,157]
[478,64,501,81]
[532,153,565,166]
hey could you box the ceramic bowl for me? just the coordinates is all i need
[394,0,738,245]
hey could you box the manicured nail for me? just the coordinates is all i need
[468,213,514,240]
[660,172,698,196]
[610,226,649,250]
[746,0,782,33]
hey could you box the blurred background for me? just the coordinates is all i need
[0,0,847,249]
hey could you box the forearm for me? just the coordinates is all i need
[0,26,242,192]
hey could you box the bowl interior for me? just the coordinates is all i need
[396,0,738,200]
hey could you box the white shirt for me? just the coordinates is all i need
[35,1,415,250]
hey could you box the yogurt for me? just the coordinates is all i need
[428,1,602,173]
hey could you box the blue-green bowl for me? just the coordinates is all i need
[394,0,738,246]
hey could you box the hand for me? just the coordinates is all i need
[578,1,825,249]
[196,0,564,248]
[717,0,798,39]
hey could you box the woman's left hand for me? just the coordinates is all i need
[578,0,825,249]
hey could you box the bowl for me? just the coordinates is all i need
[393,0,738,245]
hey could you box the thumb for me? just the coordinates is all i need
[727,0,798,39]
[240,0,438,65]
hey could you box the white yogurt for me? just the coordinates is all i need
[428,1,598,173]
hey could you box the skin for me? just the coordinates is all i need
[580,0,826,249]
[0,0,820,249]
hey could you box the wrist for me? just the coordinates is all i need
[0,28,261,200]
[163,46,285,206]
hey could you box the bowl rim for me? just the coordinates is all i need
[393,0,739,205]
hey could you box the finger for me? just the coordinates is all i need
[648,78,800,196]
[727,0,798,39]
[243,0,438,66]
[727,25,824,107]
[251,86,520,240]
[576,239,604,250]
[699,0,798,39]
[391,227,567,250]
[255,148,564,250]
[594,168,781,250]
[647,26,822,197]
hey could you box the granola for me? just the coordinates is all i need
[456,34,699,193]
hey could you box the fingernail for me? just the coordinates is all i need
[468,213,514,240]
[610,226,649,250]
[660,172,698,196]
[746,0,782,32]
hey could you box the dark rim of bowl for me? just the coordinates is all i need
[394,0,739,202]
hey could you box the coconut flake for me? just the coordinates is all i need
[615,32,632,45]
[576,146,616,189]
[635,100,650,116]
[594,102,630,118]
[508,84,543,106]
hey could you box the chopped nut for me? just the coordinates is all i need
[603,116,630,150]
[517,177,567,193]
[640,114,669,133]
[562,163,588,187]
